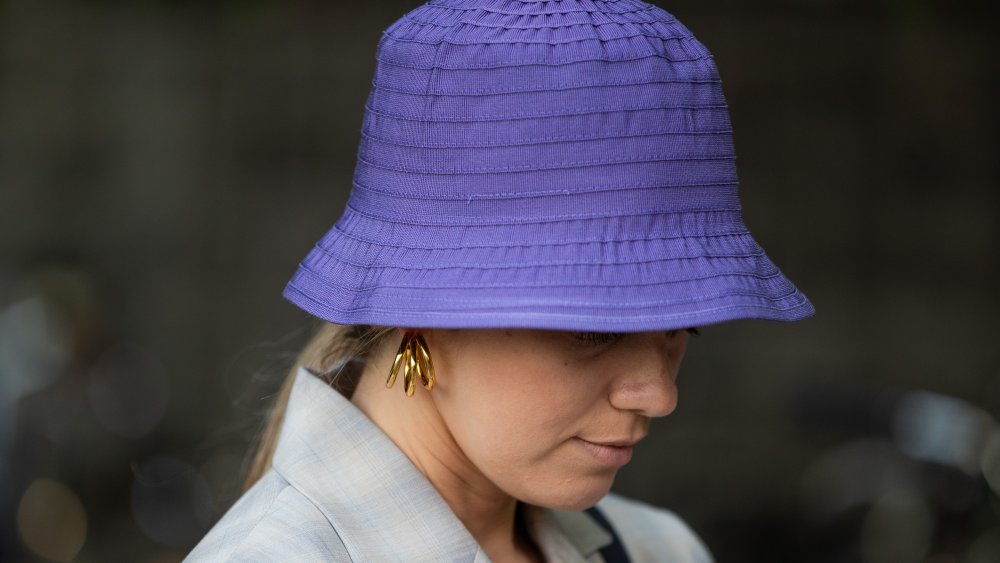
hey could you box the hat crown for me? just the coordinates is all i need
[383,0,711,59]
[357,0,736,228]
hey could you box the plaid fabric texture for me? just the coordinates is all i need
[186,368,713,562]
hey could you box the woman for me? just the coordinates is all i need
[187,0,814,561]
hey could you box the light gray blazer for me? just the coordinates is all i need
[186,368,714,562]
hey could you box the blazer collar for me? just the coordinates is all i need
[273,367,613,562]
[273,367,487,562]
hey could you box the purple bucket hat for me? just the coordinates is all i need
[283,0,814,332]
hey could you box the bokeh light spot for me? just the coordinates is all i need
[131,456,213,549]
[892,391,992,474]
[859,490,933,563]
[16,478,88,562]
[0,297,71,400]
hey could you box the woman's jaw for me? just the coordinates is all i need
[351,327,686,513]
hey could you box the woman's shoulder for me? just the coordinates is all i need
[596,493,714,563]
[184,471,350,562]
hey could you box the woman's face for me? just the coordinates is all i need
[425,328,689,510]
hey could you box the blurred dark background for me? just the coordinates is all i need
[1,0,998,561]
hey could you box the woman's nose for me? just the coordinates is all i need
[608,332,686,418]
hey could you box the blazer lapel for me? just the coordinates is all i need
[273,368,486,561]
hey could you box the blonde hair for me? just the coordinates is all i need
[242,323,394,491]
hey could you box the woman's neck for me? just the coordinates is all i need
[351,360,543,562]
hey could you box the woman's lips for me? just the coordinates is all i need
[574,437,635,467]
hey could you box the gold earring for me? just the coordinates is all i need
[385,331,435,396]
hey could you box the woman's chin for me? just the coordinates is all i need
[522,477,615,511]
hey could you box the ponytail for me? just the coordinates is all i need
[241,323,394,491]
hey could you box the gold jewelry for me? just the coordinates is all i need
[385,331,435,396]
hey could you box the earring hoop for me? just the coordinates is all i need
[386,331,435,396]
